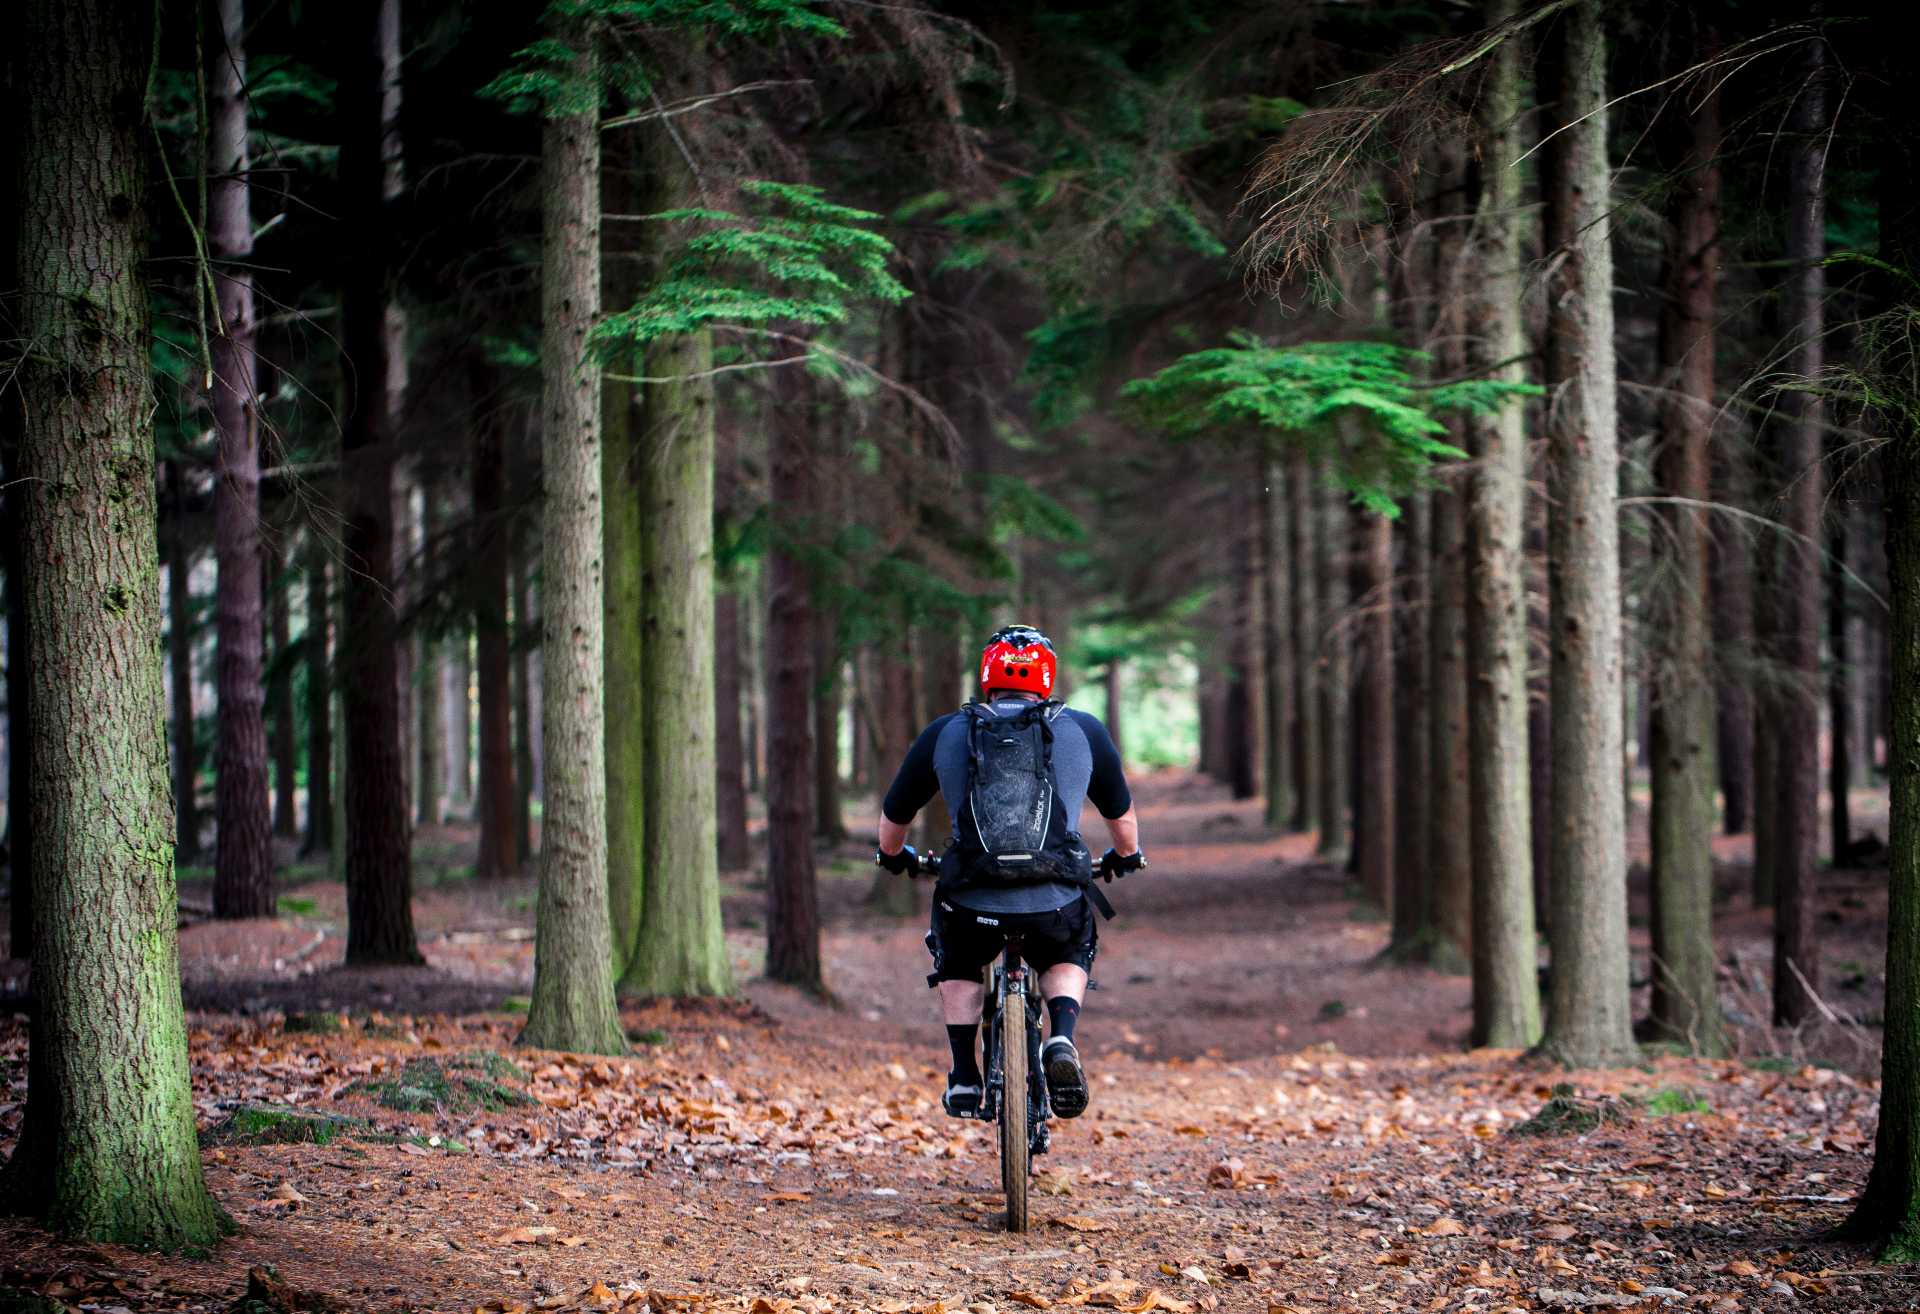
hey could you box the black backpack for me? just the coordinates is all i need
[941,699,1110,915]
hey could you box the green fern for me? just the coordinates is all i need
[1121,334,1540,515]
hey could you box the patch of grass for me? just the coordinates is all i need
[277,895,319,917]
[627,1027,670,1047]
[207,1104,367,1147]
[500,995,531,1014]
[1509,1084,1631,1137]
[1316,999,1348,1022]
[506,893,536,913]
[1639,1086,1712,1117]
[348,1054,533,1114]
[283,1010,345,1035]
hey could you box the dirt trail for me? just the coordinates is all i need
[0,772,1907,1313]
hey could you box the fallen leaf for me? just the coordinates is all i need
[559,1236,589,1248]
[1007,1294,1052,1310]
[1724,1260,1761,1277]
[1539,1225,1578,1242]
[764,1192,812,1203]
[1053,1215,1114,1233]
[747,1301,792,1314]
[1207,1159,1247,1189]
[497,1226,560,1246]
[583,1282,618,1307]
[1372,1251,1415,1267]
[1113,1292,1192,1314]
[1422,1218,1467,1237]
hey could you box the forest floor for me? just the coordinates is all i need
[1,771,1912,1314]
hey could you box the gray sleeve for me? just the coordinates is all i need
[1066,710,1132,819]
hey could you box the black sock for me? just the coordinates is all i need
[946,1024,980,1083]
[1047,996,1080,1043]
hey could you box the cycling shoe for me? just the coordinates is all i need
[943,1075,982,1118]
[1042,1037,1089,1119]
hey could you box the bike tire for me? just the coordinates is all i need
[1000,990,1030,1233]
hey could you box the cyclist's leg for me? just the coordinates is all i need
[1028,904,1096,1118]
[929,904,1006,1114]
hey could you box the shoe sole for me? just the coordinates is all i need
[1045,1046,1089,1119]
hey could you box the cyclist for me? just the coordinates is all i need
[875,624,1146,1123]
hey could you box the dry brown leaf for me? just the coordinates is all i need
[1371,1251,1415,1268]
[765,1191,812,1203]
[1422,1218,1466,1237]
[582,1282,617,1307]
[1053,1214,1114,1233]
[559,1236,589,1248]
[1112,1292,1192,1314]
[747,1300,792,1314]
[497,1225,560,1246]
[1538,1224,1578,1242]
[1007,1294,1052,1310]
[1724,1259,1761,1277]
[1207,1159,1247,1190]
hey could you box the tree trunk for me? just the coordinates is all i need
[1772,36,1827,1027]
[472,361,519,882]
[513,546,536,861]
[1356,508,1394,914]
[164,465,202,864]
[1,0,225,1245]
[1227,480,1264,802]
[815,607,845,842]
[1830,524,1851,866]
[766,363,823,990]
[1464,0,1541,1048]
[4,437,30,957]
[603,135,646,977]
[915,625,958,851]
[269,542,298,838]
[208,0,273,918]
[1261,457,1292,830]
[867,637,920,915]
[1315,475,1349,860]
[301,543,332,855]
[1288,451,1320,831]
[1427,467,1472,972]
[1539,0,1636,1068]
[415,489,443,829]
[520,30,625,1053]
[447,630,471,815]
[1710,457,1755,834]
[1390,492,1429,957]
[714,426,750,872]
[1647,35,1726,1054]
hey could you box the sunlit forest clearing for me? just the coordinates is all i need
[2,0,1918,1311]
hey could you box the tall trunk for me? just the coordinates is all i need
[1829,525,1851,866]
[1526,490,1553,925]
[1772,36,1828,1027]
[1427,467,1472,971]
[415,488,443,828]
[1287,450,1320,831]
[1,0,224,1245]
[3,474,26,958]
[1539,0,1635,1067]
[513,547,536,861]
[1464,0,1541,1048]
[301,544,332,855]
[519,28,625,1053]
[603,135,646,976]
[1106,662,1126,759]
[1261,456,1292,829]
[472,363,518,882]
[447,630,472,814]
[164,465,202,864]
[337,0,418,964]
[815,607,845,842]
[745,570,765,795]
[766,364,823,990]
[915,625,958,851]
[1647,36,1726,1054]
[1710,454,1755,834]
[1315,475,1349,860]
[713,432,750,872]
[1227,480,1264,802]
[1356,509,1394,913]
[868,638,920,914]
[209,0,273,918]
[269,541,298,838]
[1390,493,1429,955]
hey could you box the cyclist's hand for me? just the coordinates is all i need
[875,844,918,876]
[1099,848,1147,882]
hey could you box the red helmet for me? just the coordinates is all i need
[979,624,1057,698]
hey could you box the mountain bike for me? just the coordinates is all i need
[907,851,1051,1232]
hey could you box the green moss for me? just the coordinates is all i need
[277,895,319,917]
[207,1105,367,1147]
[1638,1086,1711,1117]
[347,1054,533,1114]
[283,1011,344,1035]
[1509,1084,1631,1137]
[500,995,531,1014]
[1316,999,1348,1021]
[626,1027,670,1046]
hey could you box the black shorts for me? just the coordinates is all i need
[925,895,1097,985]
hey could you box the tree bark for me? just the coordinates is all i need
[1315,475,1349,860]
[1354,507,1394,914]
[766,363,823,990]
[520,27,626,1053]
[1772,36,1828,1027]
[164,465,202,864]
[1539,0,1636,1068]
[714,426,750,873]
[1261,457,1293,830]
[208,0,273,918]
[513,545,536,862]
[415,487,443,829]
[269,541,298,838]
[867,635,920,915]
[4,441,29,957]
[1,0,225,1245]
[1710,458,1755,834]
[1288,451,1320,832]
[1464,0,1541,1048]
[301,543,332,855]
[1647,32,1726,1054]
[1227,479,1264,802]
[815,608,846,842]
[337,0,419,964]
[1390,492,1429,956]
[1427,465,1473,972]
[472,361,519,882]
[1830,524,1851,866]
[447,630,472,815]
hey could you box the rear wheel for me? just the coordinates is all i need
[1000,991,1030,1232]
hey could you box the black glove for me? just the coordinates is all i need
[1099,848,1147,882]
[875,844,918,876]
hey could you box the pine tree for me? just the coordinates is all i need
[1539,0,1636,1068]
[2,0,225,1247]
[519,15,625,1055]
[471,361,520,883]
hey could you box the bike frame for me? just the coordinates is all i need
[978,940,1050,1155]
